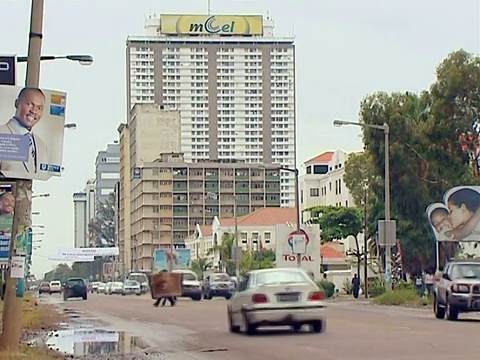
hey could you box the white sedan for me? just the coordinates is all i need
[227,268,326,335]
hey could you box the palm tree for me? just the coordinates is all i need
[190,257,209,279]
[208,233,235,275]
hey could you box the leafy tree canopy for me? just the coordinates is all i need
[89,193,116,247]
[305,206,362,241]
[343,50,480,272]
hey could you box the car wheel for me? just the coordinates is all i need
[310,320,326,333]
[136,293,141,296]
[243,313,257,335]
[191,295,201,301]
[434,295,445,319]
[291,324,302,332]
[446,300,459,321]
[83,294,87,300]
[228,311,240,333]
[225,294,232,300]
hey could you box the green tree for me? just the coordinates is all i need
[306,206,363,276]
[190,257,209,279]
[89,193,116,247]
[208,233,235,275]
[359,50,480,272]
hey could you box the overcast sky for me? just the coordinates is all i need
[0,0,478,278]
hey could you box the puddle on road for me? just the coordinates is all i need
[45,328,149,356]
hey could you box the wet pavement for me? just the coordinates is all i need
[38,292,480,359]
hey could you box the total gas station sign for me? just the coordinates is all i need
[275,224,321,279]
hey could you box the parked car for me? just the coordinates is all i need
[107,282,124,295]
[63,278,87,301]
[96,282,106,294]
[434,258,480,321]
[172,269,202,301]
[39,282,51,295]
[227,268,327,335]
[49,280,62,294]
[203,273,235,300]
[122,280,142,296]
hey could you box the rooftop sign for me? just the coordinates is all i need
[160,14,263,36]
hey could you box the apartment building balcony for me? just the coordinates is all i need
[235,171,250,181]
[188,170,203,180]
[173,168,187,180]
[172,182,188,192]
[205,170,219,180]
[235,182,250,193]
[159,172,173,181]
[220,170,234,180]
[265,185,280,192]
[173,206,188,217]
[173,195,188,204]
[251,170,264,180]
[265,171,280,181]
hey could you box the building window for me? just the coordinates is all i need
[338,179,342,194]
[153,206,159,213]
[152,168,159,176]
[264,232,271,244]
[153,181,159,188]
[152,194,159,200]
[306,166,312,174]
[241,232,247,244]
[310,188,319,197]
[313,165,328,174]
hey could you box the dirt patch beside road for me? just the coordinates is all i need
[0,293,65,359]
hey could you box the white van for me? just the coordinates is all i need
[127,272,149,294]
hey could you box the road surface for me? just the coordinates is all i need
[43,293,480,360]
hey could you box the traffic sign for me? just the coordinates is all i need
[0,55,16,85]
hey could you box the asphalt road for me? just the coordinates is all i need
[43,293,480,360]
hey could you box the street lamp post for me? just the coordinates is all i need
[333,119,392,291]
[278,166,302,268]
[17,54,94,66]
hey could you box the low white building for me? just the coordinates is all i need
[300,150,356,222]
[185,207,297,266]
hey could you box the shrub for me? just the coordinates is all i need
[317,280,335,298]
[373,289,431,306]
[367,279,386,298]
[342,278,353,294]
[395,281,414,291]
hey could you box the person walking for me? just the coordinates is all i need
[352,274,360,299]
[153,269,176,307]
[425,271,435,297]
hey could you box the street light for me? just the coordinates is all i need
[17,54,94,66]
[265,165,302,268]
[32,193,50,199]
[333,119,392,291]
[64,123,77,130]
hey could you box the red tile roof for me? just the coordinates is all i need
[220,207,297,227]
[320,242,346,259]
[199,225,213,236]
[304,151,334,165]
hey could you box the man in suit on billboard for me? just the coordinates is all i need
[0,87,47,176]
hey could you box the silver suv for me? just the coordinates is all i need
[433,259,480,321]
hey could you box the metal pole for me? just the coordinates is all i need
[384,123,392,292]
[169,227,174,272]
[363,186,368,298]
[0,0,44,351]
[150,231,153,271]
[295,169,301,268]
[234,195,239,278]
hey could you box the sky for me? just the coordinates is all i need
[0,0,478,278]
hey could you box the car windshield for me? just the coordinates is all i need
[129,274,147,283]
[211,274,230,282]
[451,264,480,279]
[112,282,123,287]
[40,282,49,286]
[67,279,84,286]
[255,270,311,286]
[125,280,139,286]
[182,273,197,281]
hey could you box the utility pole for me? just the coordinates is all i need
[363,186,368,299]
[234,195,239,279]
[0,0,43,352]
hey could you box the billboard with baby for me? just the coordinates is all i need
[426,186,480,242]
